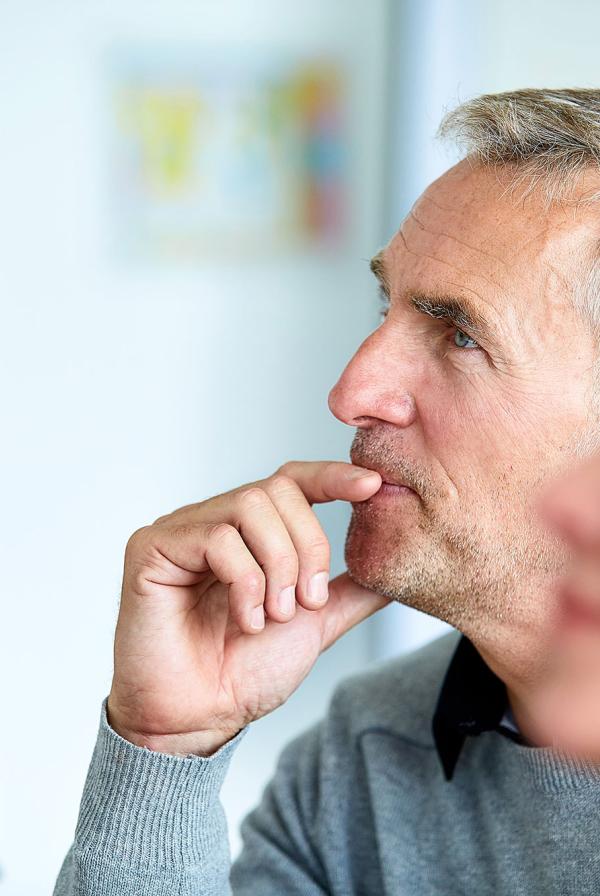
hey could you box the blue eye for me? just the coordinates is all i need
[453,328,479,349]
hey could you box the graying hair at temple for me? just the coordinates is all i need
[439,87,600,342]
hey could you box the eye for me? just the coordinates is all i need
[453,328,479,349]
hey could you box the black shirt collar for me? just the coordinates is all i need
[432,634,522,780]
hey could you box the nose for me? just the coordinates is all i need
[328,326,418,429]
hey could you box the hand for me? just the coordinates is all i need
[107,461,389,756]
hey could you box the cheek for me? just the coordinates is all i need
[421,367,562,490]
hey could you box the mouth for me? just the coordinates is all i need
[350,455,418,496]
[376,480,418,499]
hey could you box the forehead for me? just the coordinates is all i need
[385,160,600,321]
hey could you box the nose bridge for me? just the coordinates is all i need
[329,324,419,427]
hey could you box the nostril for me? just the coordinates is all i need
[349,415,376,427]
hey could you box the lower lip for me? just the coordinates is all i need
[374,482,417,498]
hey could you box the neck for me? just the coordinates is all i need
[469,621,556,748]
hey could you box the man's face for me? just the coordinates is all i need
[328,161,599,645]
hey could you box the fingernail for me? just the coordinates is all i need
[278,586,296,616]
[308,571,329,604]
[250,606,265,630]
[347,467,378,480]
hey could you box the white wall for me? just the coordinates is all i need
[0,2,389,892]
[5,1,600,892]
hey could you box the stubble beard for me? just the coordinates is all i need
[345,435,570,641]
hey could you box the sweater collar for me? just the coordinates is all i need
[432,634,522,780]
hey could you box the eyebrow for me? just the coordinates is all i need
[369,252,496,345]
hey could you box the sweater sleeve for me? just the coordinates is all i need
[52,696,248,896]
[52,696,333,896]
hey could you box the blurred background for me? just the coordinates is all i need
[1,0,599,891]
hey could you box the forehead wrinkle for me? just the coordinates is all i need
[397,226,508,298]
[409,204,512,272]
[508,224,556,258]
[416,190,592,292]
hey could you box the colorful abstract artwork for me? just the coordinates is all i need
[109,51,347,262]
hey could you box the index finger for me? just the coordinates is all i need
[275,460,381,505]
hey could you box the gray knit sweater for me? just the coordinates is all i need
[53,631,600,895]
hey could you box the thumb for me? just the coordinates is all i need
[319,571,392,651]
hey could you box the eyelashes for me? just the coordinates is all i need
[452,328,480,350]
[377,302,480,351]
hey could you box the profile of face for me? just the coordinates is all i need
[328,160,599,650]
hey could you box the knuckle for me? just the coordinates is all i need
[206,522,237,544]
[276,460,296,476]
[125,525,150,555]
[302,534,330,561]
[268,473,298,498]
[268,550,299,574]
[237,486,270,511]
[169,522,199,540]
[242,569,266,594]
[129,565,152,597]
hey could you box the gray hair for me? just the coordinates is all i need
[437,88,600,337]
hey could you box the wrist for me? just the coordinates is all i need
[106,699,241,757]
[120,729,240,757]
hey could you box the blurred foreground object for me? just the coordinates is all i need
[538,452,600,762]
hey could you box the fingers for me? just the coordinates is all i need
[131,521,269,634]
[203,523,269,632]
[228,486,299,623]
[232,467,380,614]
[261,474,331,612]
[275,460,381,505]
[157,461,381,524]
[259,463,380,612]
[135,461,383,635]
[227,477,331,616]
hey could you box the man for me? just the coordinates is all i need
[54,88,600,895]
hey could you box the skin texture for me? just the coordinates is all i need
[328,159,600,740]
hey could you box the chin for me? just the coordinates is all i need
[343,510,454,616]
[345,504,414,575]
[344,521,406,595]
